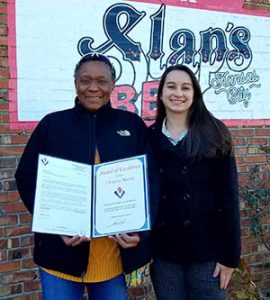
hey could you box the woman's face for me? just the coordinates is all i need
[75,61,115,112]
[161,70,194,117]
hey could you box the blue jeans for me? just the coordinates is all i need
[40,269,127,300]
[150,259,226,300]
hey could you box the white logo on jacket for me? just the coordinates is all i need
[117,130,131,136]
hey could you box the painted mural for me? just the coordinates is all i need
[8,0,270,129]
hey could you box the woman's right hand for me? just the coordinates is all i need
[61,235,91,247]
[213,262,234,289]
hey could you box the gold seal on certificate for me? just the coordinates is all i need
[32,154,150,238]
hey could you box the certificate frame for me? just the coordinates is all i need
[92,155,150,238]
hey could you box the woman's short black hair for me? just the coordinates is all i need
[74,52,116,81]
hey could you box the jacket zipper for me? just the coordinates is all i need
[80,113,97,276]
[89,114,97,163]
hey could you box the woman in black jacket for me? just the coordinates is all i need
[149,65,241,300]
[15,53,159,300]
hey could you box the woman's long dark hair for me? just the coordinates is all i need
[156,64,232,157]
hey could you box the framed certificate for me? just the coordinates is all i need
[93,155,150,237]
[32,154,150,238]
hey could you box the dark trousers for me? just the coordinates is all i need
[150,259,226,300]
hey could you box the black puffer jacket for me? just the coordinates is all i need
[15,101,159,276]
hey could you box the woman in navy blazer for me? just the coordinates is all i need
[149,64,241,300]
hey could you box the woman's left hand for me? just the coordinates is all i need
[109,233,140,249]
[213,262,234,290]
[60,235,91,247]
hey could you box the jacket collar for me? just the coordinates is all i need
[73,97,113,116]
[151,120,188,158]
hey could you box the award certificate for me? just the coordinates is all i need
[32,155,92,237]
[32,154,150,238]
[93,155,150,237]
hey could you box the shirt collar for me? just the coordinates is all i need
[162,118,188,146]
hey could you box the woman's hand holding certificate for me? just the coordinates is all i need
[109,233,140,249]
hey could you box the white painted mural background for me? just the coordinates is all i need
[10,0,270,127]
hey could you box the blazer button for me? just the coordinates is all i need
[181,166,188,174]
[183,220,191,228]
[183,193,191,201]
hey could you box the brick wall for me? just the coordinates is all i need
[244,0,270,11]
[1,0,270,299]
[232,128,270,296]
[0,1,42,298]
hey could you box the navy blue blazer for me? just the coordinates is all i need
[149,121,241,268]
